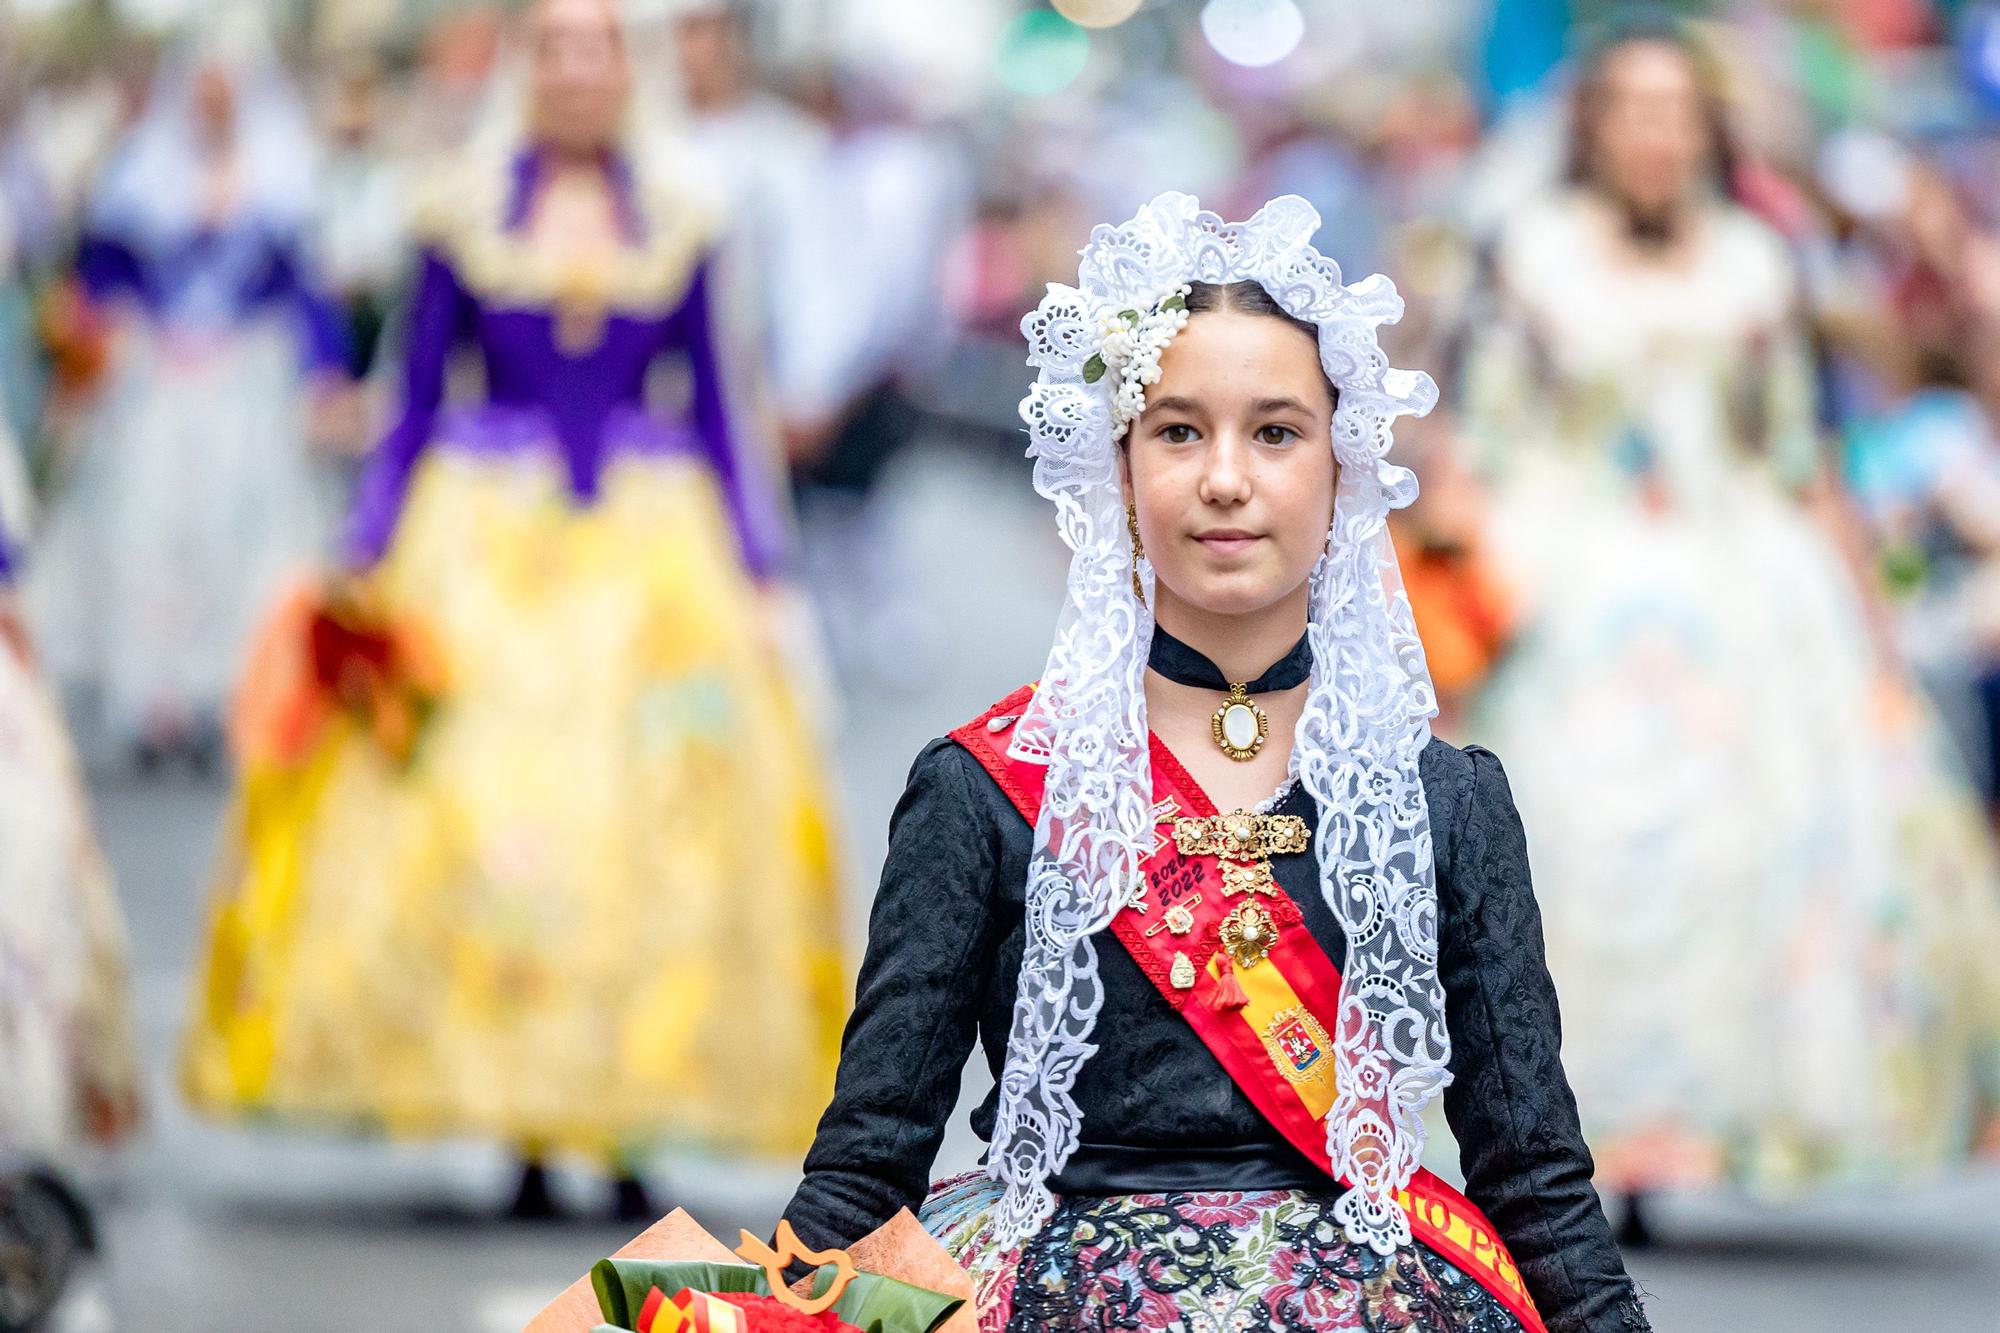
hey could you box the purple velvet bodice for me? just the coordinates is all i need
[345,154,785,576]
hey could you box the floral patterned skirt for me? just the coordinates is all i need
[0,635,141,1157]
[184,448,846,1157]
[919,1172,1522,1333]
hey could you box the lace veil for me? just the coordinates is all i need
[992,192,1445,1255]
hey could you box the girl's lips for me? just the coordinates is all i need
[1193,531,1261,556]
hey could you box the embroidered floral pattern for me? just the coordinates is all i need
[920,1173,1519,1333]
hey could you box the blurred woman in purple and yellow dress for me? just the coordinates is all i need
[1456,20,2000,1237]
[26,36,348,767]
[183,0,846,1219]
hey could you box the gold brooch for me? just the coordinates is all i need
[1211,683,1268,762]
[1173,811,1309,860]
[1170,951,1197,990]
[1221,860,1277,898]
[1218,900,1278,969]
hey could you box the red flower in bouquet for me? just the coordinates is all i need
[636,1286,864,1333]
[709,1291,864,1332]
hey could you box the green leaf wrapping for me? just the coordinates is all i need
[1082,354,1106,384]
[591,1260,766,1326]
[1161,292,1186,312]
[824,1270,967,1333]
[589,1259,965,1333]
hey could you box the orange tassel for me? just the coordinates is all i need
[1212,954,1250,1011]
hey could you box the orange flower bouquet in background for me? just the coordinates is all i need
[35,275,112,398]
[1394,522,1515,698]
[526,1210,972,1333]
[229,575,448,769]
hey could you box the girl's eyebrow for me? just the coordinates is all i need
[1144,395,1203,414]
[1252,396,1315,414]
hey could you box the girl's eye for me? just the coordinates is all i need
[1258,424,1301,446]
[1159,424,1197,444]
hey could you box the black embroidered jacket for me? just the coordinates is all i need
[782,733,1650,1333]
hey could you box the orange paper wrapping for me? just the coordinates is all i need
[524,1209,736,1333]
[522,1207,975,1333]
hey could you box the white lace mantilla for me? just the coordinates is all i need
[996,192,1444,1255]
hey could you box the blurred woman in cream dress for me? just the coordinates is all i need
[1458,24,2000,1231]
[0,512,140,1170]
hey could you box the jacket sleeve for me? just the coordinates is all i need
[342,247,469,567]
[661,259,790,579]
[781,738,999,1250]
[1438,745,1651,1333]
[74,232,147,305]
[259,236,351,377]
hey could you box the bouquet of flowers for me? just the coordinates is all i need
[528,1212,970,1333]
[36,276,112,399]
[230,576,448,769]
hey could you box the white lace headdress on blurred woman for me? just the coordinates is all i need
[88,16,318,249]
[993,191,1444,1255]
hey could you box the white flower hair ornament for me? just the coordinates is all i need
[993,191,1445,1255]
[1084,282,1192,436]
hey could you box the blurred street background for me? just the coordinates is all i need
[4,0,2000,1330]
[81,451,2000,1330]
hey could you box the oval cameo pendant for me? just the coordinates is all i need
[1211,683,1268,762]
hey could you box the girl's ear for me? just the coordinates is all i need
[1117,443,1135,506]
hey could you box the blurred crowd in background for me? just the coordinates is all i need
[4,0,2000,1327]
[5,0,2000,772]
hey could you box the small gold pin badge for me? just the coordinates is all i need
[1170,951,1197,990]
[1145,893,1202,937]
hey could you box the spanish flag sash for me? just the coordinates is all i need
[951,686,1547,1333]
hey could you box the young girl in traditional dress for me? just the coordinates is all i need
[184,0,845,1220]
[782,194,1648,1332]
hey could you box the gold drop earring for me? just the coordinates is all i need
[1127,503,1147,606]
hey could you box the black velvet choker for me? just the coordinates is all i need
[1148,625,1311,694]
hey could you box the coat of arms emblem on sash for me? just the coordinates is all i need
[1262,1006,1333,1087]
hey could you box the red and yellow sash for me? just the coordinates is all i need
[951,685,1547,1333]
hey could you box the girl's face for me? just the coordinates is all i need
[529,0,629,155]
[1589,40,1710,216]
[1123,309,1336,622]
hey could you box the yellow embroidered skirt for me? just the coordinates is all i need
[184,447,846,1158]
